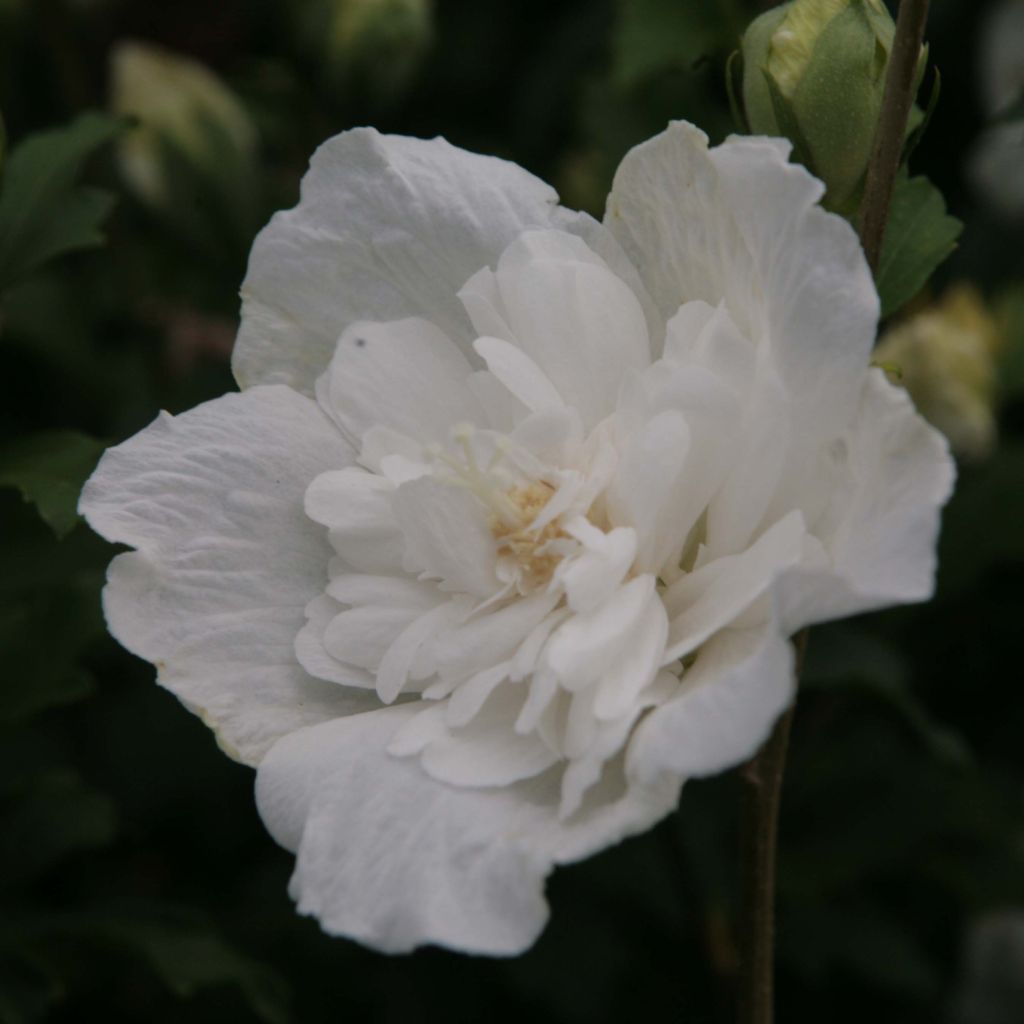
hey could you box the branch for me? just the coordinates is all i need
[858,0,931,271]
[735,630,807,1024]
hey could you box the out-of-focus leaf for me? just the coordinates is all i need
[938,444,1024,595]
[876,174,962,318]
[782,716,1021,902]
[0,770,116,888]
[996,284,1024,400]
[0,950,63,1024]
[0,113,122,291]
[949,910,1024,1024]
[611,0,732,88]
[87,917,290,1024]
[0,431,104,538]
[781,902,940,998]
[802,624,971,765]
[0,581,103,723]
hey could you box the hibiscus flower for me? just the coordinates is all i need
[81,121,954,955]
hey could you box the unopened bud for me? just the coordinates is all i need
[875,286,1003,460]
[110,42,257,231]
[315,0,432,99]
[741,0,916,214]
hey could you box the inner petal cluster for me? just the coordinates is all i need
[297,228,791,821]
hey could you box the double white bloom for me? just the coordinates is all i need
[81,122,954,955]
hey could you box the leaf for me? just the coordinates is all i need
[996,284,1024,401]
[0,431,104,538]
[802,624,970,765]
[0,951,63,1024]
[0,582,103,723]
[0,770,116,889]
[876,174,962,319]
[87,917,290,1024]
[780,902,940,998]
[0,112,123,291]
[611,0,731,88]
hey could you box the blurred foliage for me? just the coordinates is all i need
[0,0,1022,1022]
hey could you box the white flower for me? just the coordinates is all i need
[81,122,955,955]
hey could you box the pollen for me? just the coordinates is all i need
[489,481,566,590]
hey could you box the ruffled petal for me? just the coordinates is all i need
[236,129,599,394]
[775,369,956,630]
[627,619,795,783]
[459,230,651,428]
[79,386,375,765]
[606,122,878,439]
[255,704,681,955]
[662,510,807,663]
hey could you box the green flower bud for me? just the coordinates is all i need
[741,0,912,213]
[110,42,258,242]
[308,0,432,100]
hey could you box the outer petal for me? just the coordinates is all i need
[776,369,956,630]
[605,122,878,437]
[79,386,375,765]
[255,704,681,955]
[235,129,633,394]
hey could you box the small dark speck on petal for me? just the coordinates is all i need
[354,337,366,348]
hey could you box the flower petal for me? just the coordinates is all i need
[606,122,878,437]
[320,317,483,445]
[775,369,956,630]
[236,130,592,394]
[305,468,405,575]
[662,510,808,664]
[391,475,500,596]
[628,620,795,783]
[604,409,691,574]
[255,704,681,954]
[459,230,651,428]
[79,386,375,765]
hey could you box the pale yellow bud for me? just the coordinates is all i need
[110,41,256,212]
[875,286,1003,460]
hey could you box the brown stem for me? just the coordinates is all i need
[858,0,932,271]
[736,630,807,1024]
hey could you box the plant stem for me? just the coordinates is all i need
[736,630,807,1024]
[858,0,932,271]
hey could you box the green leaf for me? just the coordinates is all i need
[611,0,731,88]
[996,284,1024,400]
[875,174,962,318]
[0,431,104,538]
[0,112,123,291]
[0,951,63,1024]
[802,624,970,765]
[781,902,940,998]
[0,770,116,889]
[0,581,103,723]
[88,918,289,1024]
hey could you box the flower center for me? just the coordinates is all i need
[489,481,565,590]
[431,425,569,591]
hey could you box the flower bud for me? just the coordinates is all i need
[741,0,908,213]
[875,286,1003,460]
[110,42,258,239]
[312,0,432,100]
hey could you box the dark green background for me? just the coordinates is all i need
[2,1,1023,1021]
